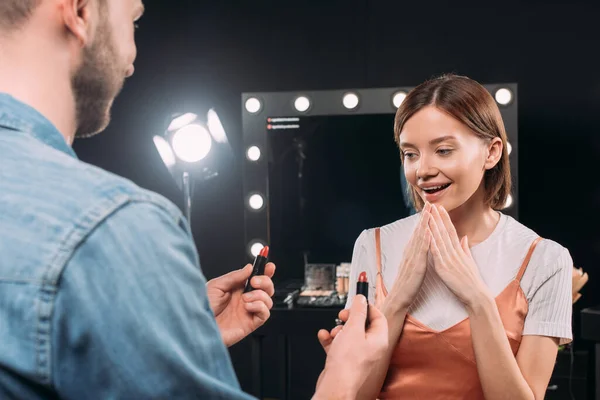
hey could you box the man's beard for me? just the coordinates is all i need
[71,21,124,139]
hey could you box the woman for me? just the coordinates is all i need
[318,74,573,399]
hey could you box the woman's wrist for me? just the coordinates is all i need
[382,292,411,318]
[464,285,495,315]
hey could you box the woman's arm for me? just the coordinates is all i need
[469,247,573,399]
[427,205,572,400]
[467,293,537,400]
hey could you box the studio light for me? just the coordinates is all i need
[342,92,360,110]
[154,110,232,227]
[171,124,212,163]
[294,96,311,113]
[392,91,408,108]
[247,146,261,162]
[207,108,229,144]
[495,88,513,106]
[248,193,265,211]
[503,194,514,209]
[168,113,198,132]
[245,97,262,114]
[153,136,176,168]
[248,240,266,258]
[507,142,512,155]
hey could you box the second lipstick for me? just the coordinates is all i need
[357,271,369,328]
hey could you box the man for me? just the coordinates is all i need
[0,0,388,398]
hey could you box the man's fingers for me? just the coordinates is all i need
[264,262,276,279]
[243,290,274,310]
[244,301,270,323]
[338,308,350,322]
[250,275,275,297]
[208,264,252,291]
[344,294,368,331]
[365,304,387,334]
[330,325,343,338]
[365,304,389,356]
[318,329,333,353]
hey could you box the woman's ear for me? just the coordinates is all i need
[484,137,503,170]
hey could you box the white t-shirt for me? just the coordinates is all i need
[345,212,573,345]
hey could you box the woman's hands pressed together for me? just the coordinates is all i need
[427,204,491,309]
[384,202,432,313]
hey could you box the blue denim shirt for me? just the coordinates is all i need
[0,93,254,399]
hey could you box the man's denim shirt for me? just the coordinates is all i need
[0,93,253,399]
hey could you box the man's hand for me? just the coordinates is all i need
[206,263,276,347]
[314,295,389,399]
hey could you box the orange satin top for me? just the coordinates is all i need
[373,228,542,400]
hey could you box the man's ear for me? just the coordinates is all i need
[484,137,503,170]
[61,0,94,47]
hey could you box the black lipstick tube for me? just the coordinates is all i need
[356,279,370,329]
[244,248,269,293]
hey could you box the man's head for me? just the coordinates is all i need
[0,0,144,138]
[0,1,42,32]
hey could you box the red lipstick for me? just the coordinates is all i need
[244,245,270,293]
[356,271,369,328]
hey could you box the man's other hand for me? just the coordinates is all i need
[206,263,276,347]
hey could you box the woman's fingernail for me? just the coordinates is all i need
[243,293,254,301]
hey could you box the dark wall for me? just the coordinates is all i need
[73,0,600,395]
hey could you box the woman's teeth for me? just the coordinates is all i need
[423,183,451,194]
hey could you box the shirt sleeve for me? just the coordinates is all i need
[52,201,255,400]
[522,245,573,345]
[345,229,378,308]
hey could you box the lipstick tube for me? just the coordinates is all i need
[356,271,369,328]
[244,246,269,293]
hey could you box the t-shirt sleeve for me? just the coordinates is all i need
[345,229,378,308]
[522,244,573,345]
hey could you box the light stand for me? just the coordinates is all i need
[153,110,231,231]
[182,171,192,224]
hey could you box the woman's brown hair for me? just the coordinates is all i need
[394,74,511,211]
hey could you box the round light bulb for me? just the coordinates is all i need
[392,91,407,108]
[294,96,311,112]
[249,241,265,257]
[247,146,261,161]
[245,97,262,114]
[495,88,513,106]
[248,194,265,210]
[171,124,212,163]
[343,93,360,110]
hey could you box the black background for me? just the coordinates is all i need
[72,0,600,396]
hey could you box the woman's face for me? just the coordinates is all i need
[399,106,501,212]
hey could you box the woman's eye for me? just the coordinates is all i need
[403,152,416,160]
[437,149,453,156]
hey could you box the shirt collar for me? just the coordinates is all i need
[0,92,77,158]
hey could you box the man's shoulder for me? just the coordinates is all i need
[0,134,184,283]
[68,158,181,221]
